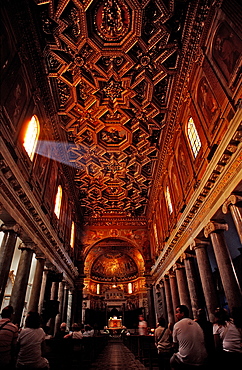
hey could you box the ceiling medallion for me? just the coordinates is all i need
[95,0,130,41]
[103,79,123,100]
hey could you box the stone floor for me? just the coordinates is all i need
[89,338,150,370]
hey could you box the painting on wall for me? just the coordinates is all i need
[197,76,219,126]
[212,21,242,82]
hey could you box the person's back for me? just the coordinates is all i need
[16,311,49,369]
[82,325,94,337]
[196,308,214,356]
[171,305,207,369]
[0,305,18,369]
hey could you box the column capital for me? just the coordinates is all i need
[168,270,176,278]
[204,221,228,238]
[0,223,21,234]
[35,251,46,260]
[180,252,195,261]
[222,194,242,214]
[158,279,165,287]
[173,262,184,270]
[18,242,36,252]
[190,238,210,250]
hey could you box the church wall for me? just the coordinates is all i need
[149,0,242,322]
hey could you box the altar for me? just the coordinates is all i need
[108,317,122,329]
[107,317,123,335]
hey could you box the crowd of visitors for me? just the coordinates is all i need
[0,304,241,370]
[0,305,95,370]
[152,304,242,370]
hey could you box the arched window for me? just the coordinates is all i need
[54,185,62,218]
[128,283,132,294]
[165,186,173,214]
[23,115,40,161]
[70,221,75,249]
[153,222,159,248]
[187,117,201,158]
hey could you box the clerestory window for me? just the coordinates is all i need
[187,117,201,158]
[165,186,173,214]
[54,185,62,218]
[23,115,40,161]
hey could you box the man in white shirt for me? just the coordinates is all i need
[170,305,207,369]
[138,315,147,336]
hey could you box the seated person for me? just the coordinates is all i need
[82,324,94,337]
[64,323,82,339]
[54,322,69,339]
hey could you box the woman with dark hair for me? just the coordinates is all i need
[154,316,173,370]
[213,306,242,369]
[16,312,49,369]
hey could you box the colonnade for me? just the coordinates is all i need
[0,225,74,333]
[154,194,242,325]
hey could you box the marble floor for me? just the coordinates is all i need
[89,338,150,370]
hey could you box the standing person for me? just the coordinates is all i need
[16,311,49,369]
[138,315,147,336]
[170,305,207,369]
[0,305,18,370]
[155,316,173,370]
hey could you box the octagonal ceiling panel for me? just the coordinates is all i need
[38,0,190,217]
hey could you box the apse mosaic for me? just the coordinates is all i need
[91,251,138,281]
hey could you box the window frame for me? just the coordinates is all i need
[187,117,202,158]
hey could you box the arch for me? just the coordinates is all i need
[84,237,145,278]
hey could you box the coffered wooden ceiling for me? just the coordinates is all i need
[35,0,208,218]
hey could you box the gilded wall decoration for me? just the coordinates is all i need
[212,21,242,82]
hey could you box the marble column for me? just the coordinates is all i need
[61,286,69,323]
[9,242,35,325]
[192,239,219,322]
[169,271,180,317]
[54,281,65,335]
[174,263,192,317]
[38,268,48,315]
[0,223,20,307]
[183,253,202,319]
[164,275,175,324]
[222,195,242,244]
[147,283,156,328]
[28,254,45,312]
[160,280,168,323]
[204,221,242,311]
[47,281,59,334]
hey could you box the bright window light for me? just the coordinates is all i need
[54,185,62,218]
[165,186,173,214]
[187,117,201,158]
[70,221,75,248]
[23,115,40,161]
[128,282,132,294]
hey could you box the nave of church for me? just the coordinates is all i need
[0,0,242,368]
